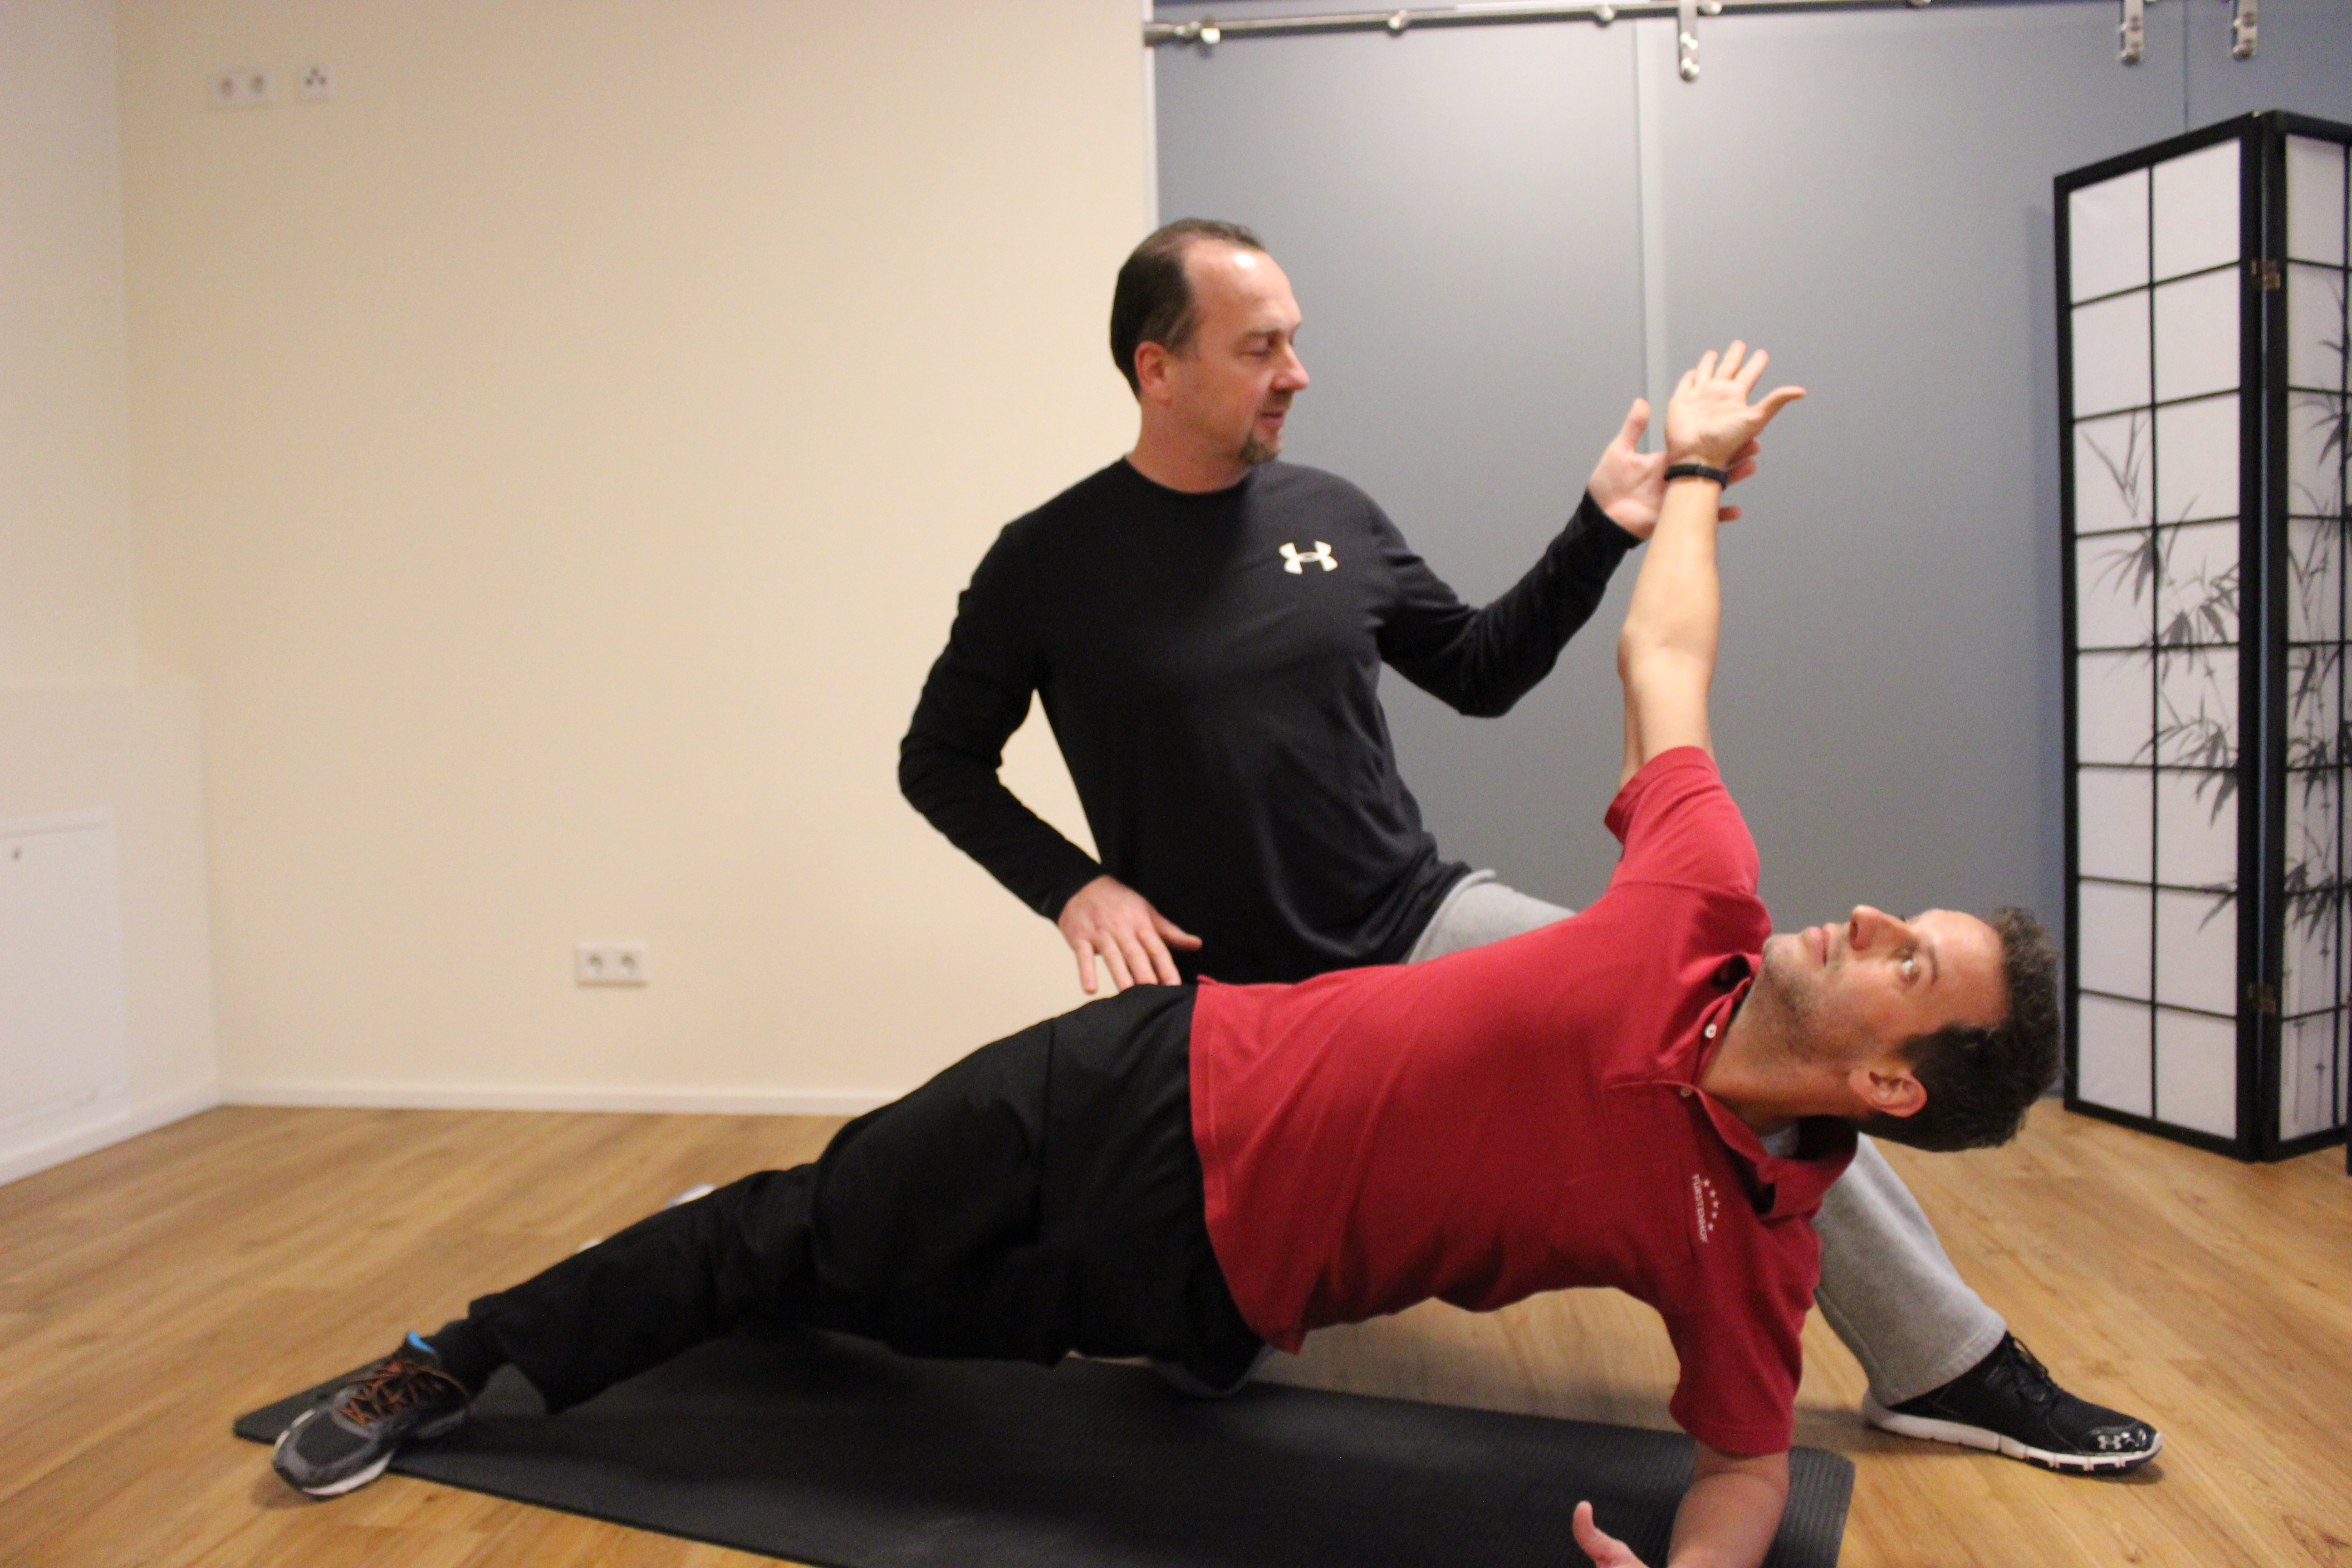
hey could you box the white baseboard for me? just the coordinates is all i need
[218,1080,892,1118]
[0,1081,222,1189]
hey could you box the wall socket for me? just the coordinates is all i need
[297,64,335,101]
[208,67,274,109]
[575,942,649,986]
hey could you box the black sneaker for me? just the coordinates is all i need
[271,1334,472,1497]
[1864,1334,2161,1473]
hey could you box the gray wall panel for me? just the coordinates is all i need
[1155,0,2352,934]
[1641,2,2182,930]
[2189,0,2352,125]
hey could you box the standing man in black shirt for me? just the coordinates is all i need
[899,219,2157,1471]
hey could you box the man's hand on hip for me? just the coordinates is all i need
[1586,397,1761,540]
[1057,874,1202,993]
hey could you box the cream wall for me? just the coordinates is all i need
[0,0,217,1186]
[119,0,1150,1108]
[3,0,135,684]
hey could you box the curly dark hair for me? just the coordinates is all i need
[1108,218,1268,396]
[1857,906,2060,1152]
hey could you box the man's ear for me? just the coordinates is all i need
[1132,340,1176,405]
[1847,1059,1925,1121]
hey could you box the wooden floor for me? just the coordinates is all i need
[0,1100,2344,1567]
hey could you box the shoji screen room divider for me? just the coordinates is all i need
[2059,111,2351,1161]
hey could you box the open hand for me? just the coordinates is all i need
[1663,343,1804,472]
[1056,874,1201,993]
[1587,397,1762,539]
[1572,1501,1651,1568]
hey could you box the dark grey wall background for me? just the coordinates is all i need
[1154,0,2352,934]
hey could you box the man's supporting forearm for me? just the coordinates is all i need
[1668,1446,1789,1568]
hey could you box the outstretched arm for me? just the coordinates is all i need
[1616,343,1804,791]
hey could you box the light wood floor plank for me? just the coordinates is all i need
[0,1101,2342,1566]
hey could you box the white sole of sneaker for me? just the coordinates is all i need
[1863,1394,2162,1473]
[277,1436,393,1498]
[271,1406,467,1498]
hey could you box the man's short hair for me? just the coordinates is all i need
[1108,218,1269,396]
[1859,906,2060,1152]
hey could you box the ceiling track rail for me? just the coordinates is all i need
[1147,0,2256,70]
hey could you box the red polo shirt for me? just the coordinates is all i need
[1189,746,1855,1455]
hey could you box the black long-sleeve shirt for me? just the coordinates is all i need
[899,458,1637,984]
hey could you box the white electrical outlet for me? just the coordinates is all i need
[575,942,650,986]
[207,67,274,110]
[297,64,334,102]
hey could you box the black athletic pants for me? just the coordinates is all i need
[465,985,1264,1413]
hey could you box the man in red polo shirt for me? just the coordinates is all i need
[271,345,2073,1566]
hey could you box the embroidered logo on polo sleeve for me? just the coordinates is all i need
[1280,541,1337,574]
[1690,1174,1721,1244]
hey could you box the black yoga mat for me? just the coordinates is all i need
[236,1322,1850,1568]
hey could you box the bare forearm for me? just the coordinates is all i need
[1666,1455,1788,1568]
[1571,1444,1786,1568]
[1616,477,1723,678]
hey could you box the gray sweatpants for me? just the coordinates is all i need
[1406,871,2007,1404]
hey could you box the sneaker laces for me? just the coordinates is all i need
[1993,1337,2063,1416]
[340,1350,468,1426]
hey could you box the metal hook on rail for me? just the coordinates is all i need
[2230,0,2257,60]
[2117,0,2145,63]
[1177,15,1222,48]
[1678,0,1701,79]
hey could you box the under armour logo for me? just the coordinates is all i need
[1280,541,1337,574]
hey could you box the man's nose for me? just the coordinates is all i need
[1277,347,1309,389]
[1848,905,1906,948]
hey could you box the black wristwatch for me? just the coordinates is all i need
[1664,462,1728,486]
